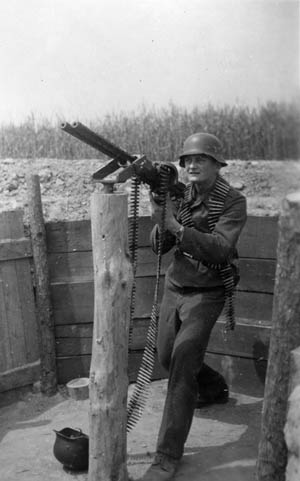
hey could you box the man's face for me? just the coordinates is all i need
[184,154,219,184]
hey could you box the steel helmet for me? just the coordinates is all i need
[179,133,227,167]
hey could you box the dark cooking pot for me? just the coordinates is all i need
[53,427,89,471]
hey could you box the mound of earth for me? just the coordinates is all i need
[0,158,299,222]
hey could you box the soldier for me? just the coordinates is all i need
[141,133,247,481]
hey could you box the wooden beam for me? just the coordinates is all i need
[288,347,300,399]
[0,361,40,392]
[55,351,267,397]
[0,238,32,261]
[46,215,279,258]
[88,192,131,481]
[257,192,300,481]
[50,278,274,325]
[54,318,271,361]
[26,174,57,395]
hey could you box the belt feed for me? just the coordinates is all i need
[179,175,235,331]
[128,175,141,348]
[126,165,170,432]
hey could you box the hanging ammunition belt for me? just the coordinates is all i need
[178,174,235,331]
[126,173,235,431]
[127,164,171,432]
[128,175,141,349]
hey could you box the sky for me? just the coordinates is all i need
[0,0,298,124]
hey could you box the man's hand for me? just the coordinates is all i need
[149,193,181,233]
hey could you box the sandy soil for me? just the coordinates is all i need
[0,380,263,481]
[0,158,299,222]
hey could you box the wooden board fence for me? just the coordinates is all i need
[0,210,40,392]
[47,215,278,396]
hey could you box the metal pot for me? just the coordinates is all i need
[53,427,89,471]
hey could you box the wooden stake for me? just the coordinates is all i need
[256,192,300,481]
[26,174,57,395]
[89,192,132,481]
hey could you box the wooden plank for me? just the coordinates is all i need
[56,352,165,385]
[0,210,24,239]
[204,352,267,397]
[0,210,38,375]
[0,280,12,371]
[54,305,93,325]
[51,279,94,310]
[56,355,91,384]
[54,318,271,360]
[48,247,276,295]
[46,216,154,253]
[134,278,274,321]
[237,215,278,259]
[0,260,27,368]
[0,238,32,261]
[56,337,92,357]
[136,248,276,293]
[238,258,275,294]
[56,351,266,397]
[208,319,270,359]
[15,259,40,364]
[48,251,93,282]
[55,323,93,338]
[137,215,278,257]
[51,278,274,325]
[46,220,92,253]
[123,317,271,358]
[0,360,40,392]
[289,347,300,394]
[46,216,278,259]
[235,290,273,321]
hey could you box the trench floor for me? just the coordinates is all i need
[0,380,262,480]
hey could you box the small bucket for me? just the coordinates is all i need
[53,427,89,471]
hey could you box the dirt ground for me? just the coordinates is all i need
[0,380,262,481]
[0,158,299,221]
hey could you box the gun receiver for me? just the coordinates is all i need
[60,121,185,197]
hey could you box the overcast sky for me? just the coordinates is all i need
[0,0,298,124]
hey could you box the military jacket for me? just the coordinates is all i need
[150,181,247,289]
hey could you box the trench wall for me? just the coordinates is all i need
[46,215,278,397]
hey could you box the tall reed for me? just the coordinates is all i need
[0,102,299,160]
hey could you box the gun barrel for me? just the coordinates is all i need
[61,121,135,164]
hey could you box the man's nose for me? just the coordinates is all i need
[189,158,198,168]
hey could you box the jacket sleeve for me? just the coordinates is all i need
[150,224,176,255]
[178,193,247,265]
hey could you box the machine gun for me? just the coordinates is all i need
[60,121,185,198]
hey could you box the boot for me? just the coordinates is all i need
[196,365,229,408]
[196,384,229,408]
[140,453,179,481]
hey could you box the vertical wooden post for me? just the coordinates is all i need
[289,347,300,394]
[89,192,132,481]
[256,192,300,481]
[26,174,57,395]
[285,347,300,481]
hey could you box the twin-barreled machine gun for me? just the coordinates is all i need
[61,121,184,197]
[61,122,184,431]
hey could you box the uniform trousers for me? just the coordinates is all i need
[156,277,226,460]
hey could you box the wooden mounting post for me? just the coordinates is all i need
[256,192,300,481]
[26,174,57,395]
[89,191,132,481]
